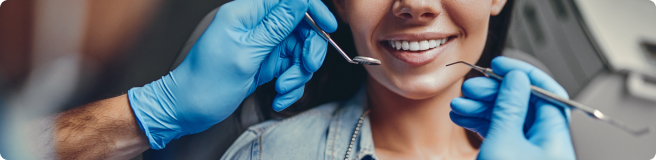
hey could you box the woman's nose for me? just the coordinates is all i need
[393,0,441,23]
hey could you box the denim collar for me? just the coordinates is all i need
[324,86,378,160]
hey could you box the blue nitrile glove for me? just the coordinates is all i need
[449,56,575,159]
[127,0,337,149]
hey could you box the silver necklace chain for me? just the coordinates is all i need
[345,110,370,160]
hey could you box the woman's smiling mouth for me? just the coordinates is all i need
[380,35,457,66]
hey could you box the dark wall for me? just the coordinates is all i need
[65,0,231,109]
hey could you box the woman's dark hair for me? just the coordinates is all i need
[253,0,516,147]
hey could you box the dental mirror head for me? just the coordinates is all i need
[353,56,381,65]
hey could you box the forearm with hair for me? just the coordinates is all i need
[54,94,150,160]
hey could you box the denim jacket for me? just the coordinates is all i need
[221,88,377,160]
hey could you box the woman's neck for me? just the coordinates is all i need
[367,78,478,160]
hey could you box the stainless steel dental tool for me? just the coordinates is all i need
[447,61,650,136]
[304,13,381,65]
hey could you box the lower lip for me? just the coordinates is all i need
[382,38,454,66]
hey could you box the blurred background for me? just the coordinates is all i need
[0,0,654,159]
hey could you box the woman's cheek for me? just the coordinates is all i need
[447,8,490,63]
[443,0,490,35]
[346,0,388,58]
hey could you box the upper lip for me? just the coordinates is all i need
[380,32,457,41]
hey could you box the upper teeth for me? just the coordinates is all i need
[388,38,449,51]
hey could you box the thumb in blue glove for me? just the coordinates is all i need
[450,56,575,159]
[127,0,338,149]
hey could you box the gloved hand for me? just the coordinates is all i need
[127,0,337,149]
[450,56,576,159]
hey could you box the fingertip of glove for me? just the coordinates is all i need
[275,87,286,95]
[273,85,306,111]
[450,97,465,108]
[448,111,460,120]
[491,56,512,75]
[462,77,499,101]
[320,16,338,33]
[491,56,515,67]
[308,0,338,33]
[450,98,470,115]
[275,82,298,95]
[275,68,300,94]
[273,94,291,112]
[491,56,535,76]
[448,111,473,127]
[276,64,313,94]
[273,102,288,112]
[463,77,497,88]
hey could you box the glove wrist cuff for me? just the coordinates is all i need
[128,77,184,150]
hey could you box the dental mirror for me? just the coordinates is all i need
[304,13,382,65]
[353,56,381,65]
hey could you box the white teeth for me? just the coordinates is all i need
[429,40,437,48]
[388,37,450,51]
[402,41,409,50]
[409,41,419,51]
[419,40,429,50]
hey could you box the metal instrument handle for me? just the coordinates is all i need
[303,13,357,64]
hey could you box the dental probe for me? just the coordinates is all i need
[447,61,650,136]
[304,13,381,65]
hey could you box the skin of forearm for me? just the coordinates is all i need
[54,94,150,160]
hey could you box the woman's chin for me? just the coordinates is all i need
[388,72,469,99]
[369,69,466,101]
[390,84,450,100]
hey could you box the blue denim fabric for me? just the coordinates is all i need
[221,88,378,160]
